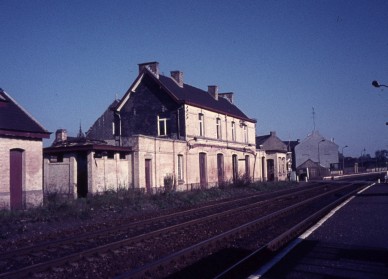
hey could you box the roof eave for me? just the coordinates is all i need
[44,144,132,154]
[0,129,51,139]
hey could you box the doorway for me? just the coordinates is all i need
[199,153,207,188]
[77,152,88,198]
[145,159,152,193]
[10,149,24,210]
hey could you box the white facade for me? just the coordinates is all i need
[129,103,262,191]
[295,131,339,169]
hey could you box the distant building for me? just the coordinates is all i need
[0,88,50,209]
[256,131,289,181]
[294,130,339,178]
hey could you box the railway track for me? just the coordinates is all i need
[0,181,367,278]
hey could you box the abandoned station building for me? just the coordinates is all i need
[44,62,282,198]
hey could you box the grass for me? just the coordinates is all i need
[0,180,299,239]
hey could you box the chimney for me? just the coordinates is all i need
[270,131,276,137]
[170,71,184,87]
[138,61,159,78]
[55,129,67,142]
[219,92,234,104]
[208,85,218,100]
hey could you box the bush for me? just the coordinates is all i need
[163,174,175,192]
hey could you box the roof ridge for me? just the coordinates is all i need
[1,89,50,134]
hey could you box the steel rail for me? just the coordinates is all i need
[0,183,328,264]
[115,183,362,279]
[0,183,344,279]
[213,182,370,279]
[0,183,318,261]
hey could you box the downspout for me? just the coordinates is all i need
[225,115,228,148]
[173,140,176,189]
[253,151,257,182]
[177,106,181,140]
[154,137,157,188]
[114,111,122,146]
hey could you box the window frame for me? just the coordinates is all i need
[177,154,184,183]
[216,117,222,139]
[231,121,236,141]
[157,115,170,136]
[199,113,204,137]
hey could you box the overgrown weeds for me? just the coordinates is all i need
[0,180,299,239]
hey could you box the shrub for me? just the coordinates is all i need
[163,174,175,192]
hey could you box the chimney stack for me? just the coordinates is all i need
[138,61,159,78]
[219,92,234,104]
[55,129,67,143]
[170,71,184,87]
[208,85,218,100]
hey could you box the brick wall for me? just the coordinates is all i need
[0,137,44,209]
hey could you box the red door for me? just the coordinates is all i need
[145,159,152,193]
[10,149,23,210]
[199,153,207,188]
[217,154,224,185]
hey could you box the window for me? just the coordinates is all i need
[158,116,170,136]
[231,121,236,141]
[107,152,115,159]
[199,113,204,137]
[120,152,127,160]
[216,118,221,139]
[112,122,115,135]
[243,125,248,143]
[177,155,184,182]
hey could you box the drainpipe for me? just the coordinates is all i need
[253,152,257,182]
[114,111,122,146]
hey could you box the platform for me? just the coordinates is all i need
[251,183,388,279]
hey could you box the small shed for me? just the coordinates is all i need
[256,131,290,181]
[0,89,50,209]
[43,129,132,199]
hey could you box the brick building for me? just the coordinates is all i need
[83,62,263,192]
[256,131,290,181]
[43,129,131,198]
[0,89,50,209]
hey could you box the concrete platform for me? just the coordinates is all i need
[251,183,388,279]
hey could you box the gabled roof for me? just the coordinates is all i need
[256,131,287,152]
[116,67,255,122]
[0,89,50,139]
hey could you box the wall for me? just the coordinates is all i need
[295,132,339,169]
[184,105,256,145]
[0,137,43,209]
[89,152,132,193]
[44,155,76,198]
[44,150,132,198]
[128,135,263,191]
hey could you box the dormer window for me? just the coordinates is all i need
[158,115,170,136]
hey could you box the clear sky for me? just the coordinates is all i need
[1,0,387,157]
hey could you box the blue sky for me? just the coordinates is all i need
[1,0,387,157]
